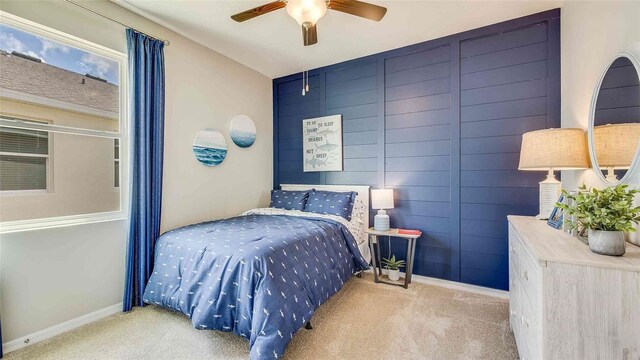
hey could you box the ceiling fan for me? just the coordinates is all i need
[231,0,387,46]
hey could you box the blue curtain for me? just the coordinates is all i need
[123,29,165,312]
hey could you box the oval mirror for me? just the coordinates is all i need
[589,48,640,184]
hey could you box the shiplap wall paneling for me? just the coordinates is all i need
[595,57,640,125]
[459,22,559,289]
[385,45,453,279]
[273,9,561,290]
[325,61,379,187]
[276,74,324,185]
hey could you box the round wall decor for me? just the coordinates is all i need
[229,114,257,148]
[193,129,227,166]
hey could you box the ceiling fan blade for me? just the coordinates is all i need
[231,1,286,22]
[302,24,318,46]
[328,0,387,21]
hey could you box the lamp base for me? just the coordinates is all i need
[605,167,619,182]
[537,170,561,220]
[374,210,390,231]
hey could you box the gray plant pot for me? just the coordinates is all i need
[588,230,626,256]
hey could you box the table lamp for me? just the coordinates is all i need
[372,189,394,231]
[593,123,640,182]
[518,128,590,219]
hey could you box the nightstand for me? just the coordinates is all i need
[366,228,421,289]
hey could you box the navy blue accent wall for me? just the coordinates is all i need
[273,9,561,290]
[595,57,640,125]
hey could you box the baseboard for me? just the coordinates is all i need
[2,302,122,354]
[365,269,509,299]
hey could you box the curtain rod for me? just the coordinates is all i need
[65,0,170,46]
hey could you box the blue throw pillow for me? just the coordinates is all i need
[304,190,356,221]
[269,190,309,211]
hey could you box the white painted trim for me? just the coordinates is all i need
[0,11,126,61]
[0,88,119,120]
[0,11,130,234]
[2,303,123,354]
[365,269,509,299]
[0,211,127,234]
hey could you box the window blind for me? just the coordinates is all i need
[0,127,48,155]
[0,155,47,191]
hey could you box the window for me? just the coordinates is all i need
[0,120,49,191]
[0,12,127,231]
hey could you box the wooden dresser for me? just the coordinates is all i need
[507,216,640,360]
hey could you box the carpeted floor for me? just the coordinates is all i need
[5,274,518,360]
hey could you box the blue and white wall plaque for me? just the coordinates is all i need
[229,114,257,148]
[303,114,343,172]
[193,129,227,166]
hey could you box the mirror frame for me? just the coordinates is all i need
[588,43,640,184]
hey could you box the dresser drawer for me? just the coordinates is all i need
[519,289,541,359]
[508,215,640,360]
[508,253,520,327]
[511,228,541,313]
[508,227,521,272]
[509,223,542,360]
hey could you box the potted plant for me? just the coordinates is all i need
[557,184,640,256]
[382,255,405,281]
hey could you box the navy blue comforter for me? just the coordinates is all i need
[143,214,368,359]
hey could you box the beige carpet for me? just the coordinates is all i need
[5,274,518,360]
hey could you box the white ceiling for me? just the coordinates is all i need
[116,0,562,79]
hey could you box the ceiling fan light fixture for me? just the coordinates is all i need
[286,0,327,26]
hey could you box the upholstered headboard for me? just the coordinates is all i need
[280,184,370,229]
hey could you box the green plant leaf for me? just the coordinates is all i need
[559,184,640,232]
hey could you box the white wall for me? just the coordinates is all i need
[560,0,640,245]
[0,0,272,344]
[560,0,640,190]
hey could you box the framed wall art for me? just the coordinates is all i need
[302,115,343,172]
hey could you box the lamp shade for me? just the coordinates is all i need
[371,189,394,210]
[594,124,640,168]
[518,128,590,171]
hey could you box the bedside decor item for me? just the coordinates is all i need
[302,114,343,172]
[372,188,394,231]
[556,184,640,256]
[397,229,421,236]
[193,129,227,166]
[518,128,590,219]
[366,228,421,289]
[547,195,564,229]
[382,255,405,281]
[229,114,257,148]
[588,45,640,185]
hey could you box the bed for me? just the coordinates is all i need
[142,184,370,359]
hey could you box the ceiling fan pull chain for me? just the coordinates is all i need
[302,26,308,96]
[305,25,310,93]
